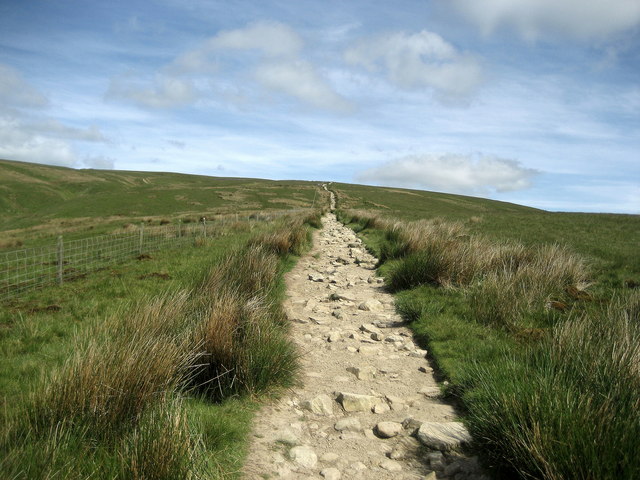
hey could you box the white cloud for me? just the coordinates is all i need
[23,120,106,142]
[254,60,352,113]
[0,63,49,108]
[356,153,538,194]
[170,21,303,75]
[0,116,76,166]
[206,21,303,58]
[344,30,482,100]
[106,74,197,109]
[451,0,640,41]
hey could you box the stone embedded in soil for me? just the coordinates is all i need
[321,467,342,480]
[275,429,300,446]
[320,452,339,463]
[416,422,472,451]
[309,273,325,282]
[288,445,318,468]
[346,365,376,380]
[379,459,403,472]
[334,417,363,432]
[337,392,378,412]
[302,394,334,416]
[373,402,391,414]
[375,421,403,438]
[419,386,442,398]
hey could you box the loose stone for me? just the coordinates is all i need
[288,446,318,468]
[320,467,342,480]
[301,394,334,416]
[346,365,376,380]
[334,417,363,432]
[416,422,472,451]
[379,459,403,472]
[375,421,403,438]
[337,392,378,412]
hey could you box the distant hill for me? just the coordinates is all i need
[0,159,322,244]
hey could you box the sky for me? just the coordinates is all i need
[0,0,638,213]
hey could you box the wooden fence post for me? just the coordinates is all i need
[202,217,207,238]
[178,219,182,238]
[139,222,144,255]
[57,235,64,285]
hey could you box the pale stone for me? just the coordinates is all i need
[334,417,363,432]
[359,323,381,334]
[419,386,442,398]
[385,395,406,411]
[357,345,379,355]
[346,365,376,380]
[409,349,428,358]
[416,422,472,451]
[338,392,378,412]
[275,429,299,446]
[375,421,403,438]
[379,459,403,472]
[327,331,341,342]
[320,452,339,463]
[302,394,334,416]
[358,298,384,312]
[288,446,317,468]
[373,403,391,414]
[370,332,385,341]
[321,467,341,480]
[309,274,325,282]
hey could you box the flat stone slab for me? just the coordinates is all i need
[416,422,472,451]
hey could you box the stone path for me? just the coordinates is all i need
[243,204,488,480]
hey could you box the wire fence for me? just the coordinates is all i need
[0,209,309,301]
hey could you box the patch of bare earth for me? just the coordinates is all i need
[242,211,490,480]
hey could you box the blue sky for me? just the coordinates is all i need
[0,0,638,213]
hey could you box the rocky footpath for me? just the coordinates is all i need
[242,213,489,480]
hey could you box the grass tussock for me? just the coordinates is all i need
[191,245,298,400]
[463,291,640,480]
[2,212,316,478]
[31,291,195,435]
[343,209,591,331]
[338,209,640,479]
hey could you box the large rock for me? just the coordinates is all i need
[416,422,472,451]
[289,446,318,468]
[302,394,334,416]
[337,392,378,412]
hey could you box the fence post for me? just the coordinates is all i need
[202,217,207,238]
[57,235,64,285]
[178,219,182,238]
[139,222,144,255]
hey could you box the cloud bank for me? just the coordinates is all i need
[356,154,538,194]
[345,30,483,100]
[451,0,640,41]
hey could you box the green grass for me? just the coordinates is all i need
[332,182,640,290]
[0,158,328,248]
[0,211,317,479]
[338,204,640,480]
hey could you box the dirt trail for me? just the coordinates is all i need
[243,203,487,479]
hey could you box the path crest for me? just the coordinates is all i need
[242,213,487,480]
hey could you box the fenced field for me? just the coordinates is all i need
[0,209,306,300]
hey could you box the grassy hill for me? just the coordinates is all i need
[332,182,640,288]
[0,158,324,247]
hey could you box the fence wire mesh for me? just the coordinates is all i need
[0,209,309,301]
